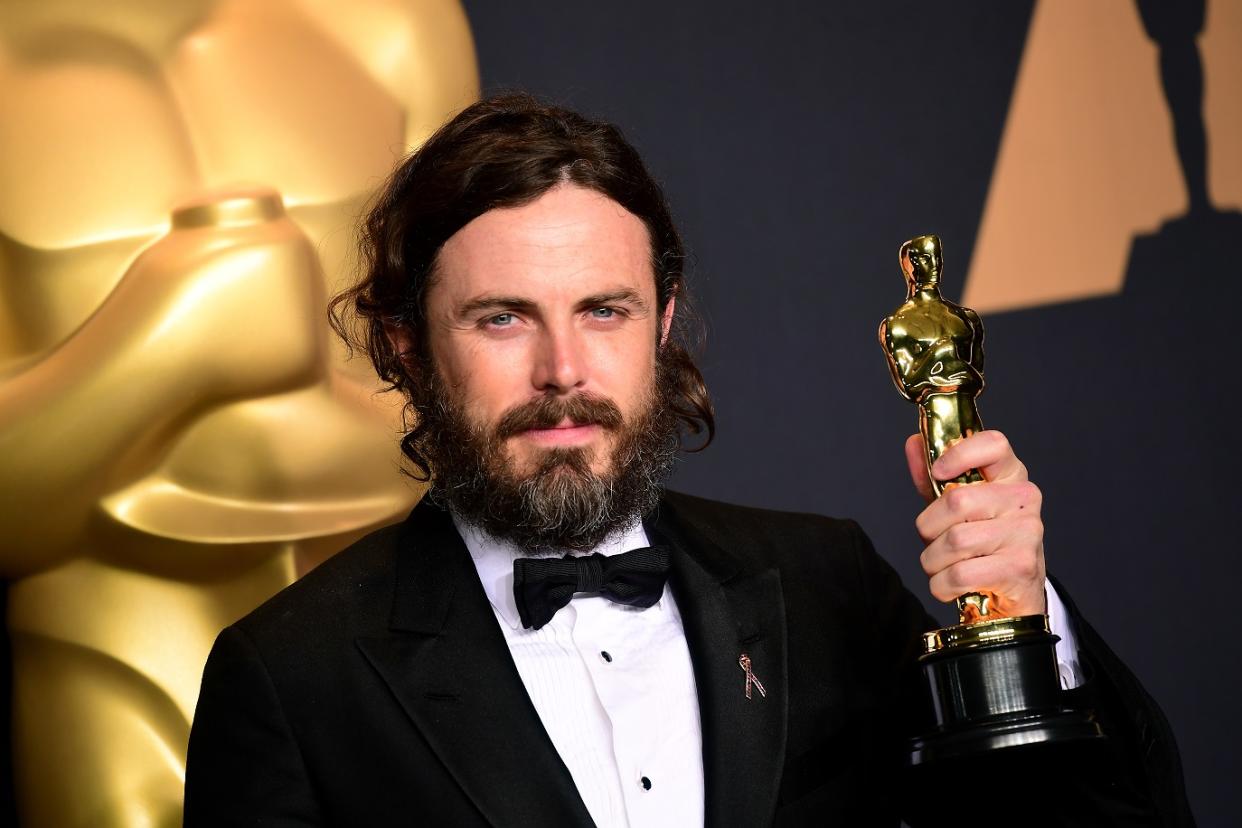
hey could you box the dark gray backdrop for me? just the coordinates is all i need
[464,1,1237,824]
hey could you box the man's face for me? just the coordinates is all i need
[423,183,671,480]
[394,183,680,550]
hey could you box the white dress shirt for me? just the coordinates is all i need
[456,516,704,828]
[1046,581,1084,689]
[455,515,1083,828]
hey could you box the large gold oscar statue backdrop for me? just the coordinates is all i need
[0,2,479,824]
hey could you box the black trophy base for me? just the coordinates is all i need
[908,615,1103,766]
[909,708,1102,765]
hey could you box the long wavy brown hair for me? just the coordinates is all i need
[329,93,714,480]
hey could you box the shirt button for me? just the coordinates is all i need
[639,776,652,791]
[600,650,613,663]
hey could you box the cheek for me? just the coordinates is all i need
[596,335,658,408]
[437,338,529,418]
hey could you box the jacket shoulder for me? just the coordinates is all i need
[658,489,868,556]
[231,517,407,645]
[656,490,930,670]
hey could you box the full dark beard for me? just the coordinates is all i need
[413,362,680,551]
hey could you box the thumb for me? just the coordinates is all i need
[904,433,936,504]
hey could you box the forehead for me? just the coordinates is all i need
[433,184,655,302]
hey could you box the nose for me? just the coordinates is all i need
[531,321,588,393]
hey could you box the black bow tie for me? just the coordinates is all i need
[512,546,671,630]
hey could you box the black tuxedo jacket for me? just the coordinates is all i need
[185,492,1193,826]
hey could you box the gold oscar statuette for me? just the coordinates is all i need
[879,234,1102,763]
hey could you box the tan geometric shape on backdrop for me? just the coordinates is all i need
[964,0,1242,313]
[1202,0,1242,205]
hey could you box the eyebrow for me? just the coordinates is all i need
[455,295,538,318]
[576,289,650,312]
[455,289,651,318]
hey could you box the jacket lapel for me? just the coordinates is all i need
[648,499,789,828]
[355,500,594,827]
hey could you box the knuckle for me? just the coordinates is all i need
[1005,481,1040,511]
[1024,481,1043,509]
[1021,513,1045,541]
[944,486,970,517]
[1010,549,1039,581]
[914,512,933,542]
[1021,557,1040,581]
[929,576,956,603]
[945,523,972,552]
[942,565,967,595]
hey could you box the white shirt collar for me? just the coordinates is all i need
[453,514,654,630]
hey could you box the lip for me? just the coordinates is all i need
[520,420,601,446]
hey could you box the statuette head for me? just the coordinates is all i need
[899,234,942,287]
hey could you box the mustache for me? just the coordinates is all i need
[494,393,625,439]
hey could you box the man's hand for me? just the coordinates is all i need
[905,430,1047,617]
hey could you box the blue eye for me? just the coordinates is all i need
[591,307,615,319]
[489,313,515,326]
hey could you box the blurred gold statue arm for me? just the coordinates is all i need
[0,3,478,825]
[290,0,480,149]
[0,193,325,571]
[878,318,917,403]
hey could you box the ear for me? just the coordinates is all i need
[383,322,418,369]
[658,296,677,347]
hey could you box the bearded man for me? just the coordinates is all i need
[184,95,1191,826]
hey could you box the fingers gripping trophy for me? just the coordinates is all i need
[879,235,1101,763]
